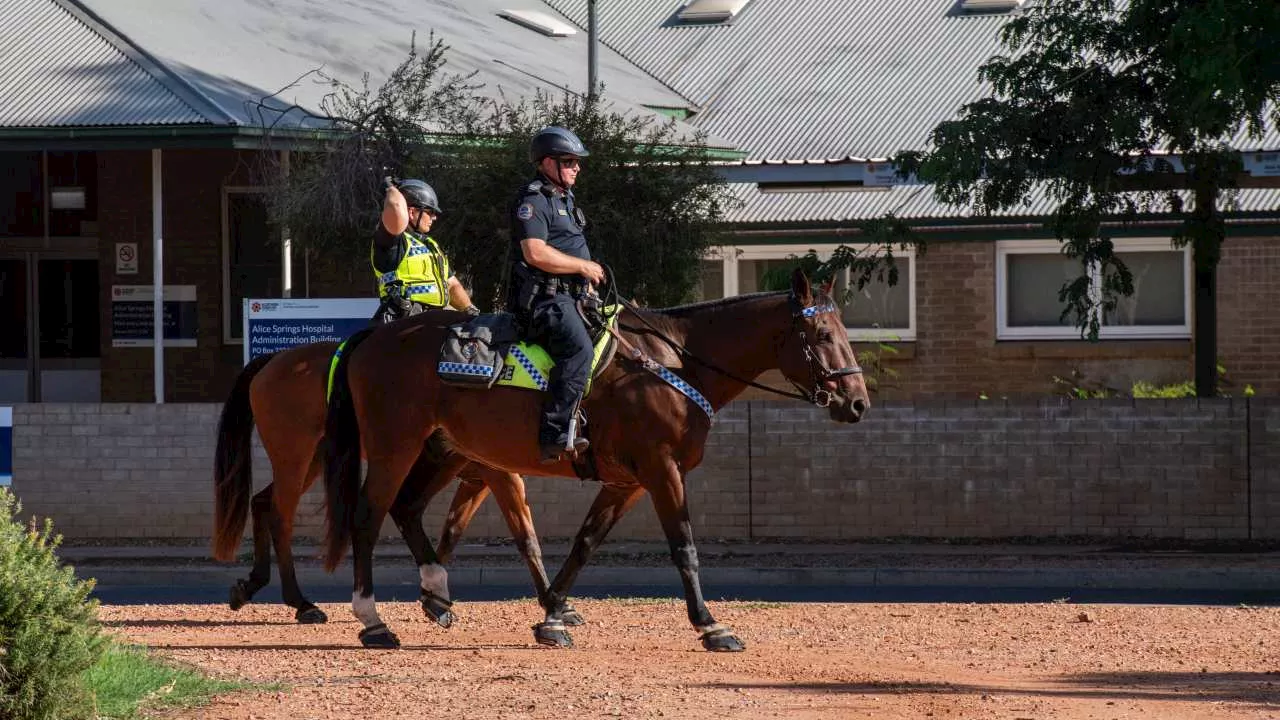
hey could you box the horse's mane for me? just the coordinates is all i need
[649,290,790,318]
[617,289,849,345]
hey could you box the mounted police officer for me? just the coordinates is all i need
[506,127,605,463]
[372,177,480,325]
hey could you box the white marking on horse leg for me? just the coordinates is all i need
[419,562,450,600]
[351,592,384,629]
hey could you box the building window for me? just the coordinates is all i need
[995,238,1191,340]
[692,258,725,302]
[0,151,44,237]
[697,243,916,341]
[222,188,283,343]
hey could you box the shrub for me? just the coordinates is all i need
[1052,362,1258,400]
[0,487,108,720]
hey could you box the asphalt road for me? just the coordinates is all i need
[91,582,1280,607]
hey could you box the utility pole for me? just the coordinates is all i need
[587,0,599,101]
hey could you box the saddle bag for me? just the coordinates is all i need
[436,312,520,389]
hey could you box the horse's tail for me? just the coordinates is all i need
[322,326,379,573]
[212,351,276,562]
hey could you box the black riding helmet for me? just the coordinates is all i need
[397,179,443,215]
[529,126,590,164]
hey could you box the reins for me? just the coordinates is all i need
[592,265,858,408]
[610,298,813,404]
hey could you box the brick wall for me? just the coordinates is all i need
[6,399,1274,543]
[1252,399,1280,539]
[98,149,263,403]
[1217,236,1280,390]
[96,149,369,404]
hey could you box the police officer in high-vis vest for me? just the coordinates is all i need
[506,127,605,463]
[372,177,479,325]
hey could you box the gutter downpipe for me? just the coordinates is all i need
[152,148,164,404]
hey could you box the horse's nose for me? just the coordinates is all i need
[852,398,868,415]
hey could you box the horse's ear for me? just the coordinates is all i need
[790,267,813,305]
[818,275,835,299]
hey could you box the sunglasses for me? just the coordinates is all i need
[556,157,581,168]
[413,207,440,219]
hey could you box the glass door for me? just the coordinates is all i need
[0,252,100,402]
[37,257,100,401]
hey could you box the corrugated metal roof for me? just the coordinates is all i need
[0,0,214,127]
[723,183,1280,225]
[543,0,1280,161]
[72,0,712,139]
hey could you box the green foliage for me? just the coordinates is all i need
[86,644,254,719]
[855,341,902,395]
[1129,380,1195,399]
[0,488,108,720]
[262,32,736,310]
[1051,362,1257,399]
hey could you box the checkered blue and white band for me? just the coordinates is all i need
[509,346,549,391]
[437,362,495,378]
[800,304,837,318]
[651,365,715,421]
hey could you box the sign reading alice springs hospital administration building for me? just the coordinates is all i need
[243,298,379,365]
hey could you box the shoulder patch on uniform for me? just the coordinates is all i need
[516,203,535,220]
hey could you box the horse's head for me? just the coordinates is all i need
[777,268,871,423]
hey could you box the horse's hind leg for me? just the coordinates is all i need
[534,483,646,648]
[270,452,327,624]
[437,476,489,564]
[229,484,274,611]
[390,445,467,629]
[645,455,744,653]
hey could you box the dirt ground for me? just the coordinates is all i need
[101,598,1280,720]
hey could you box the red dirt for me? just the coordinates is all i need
[100,599,1280,719]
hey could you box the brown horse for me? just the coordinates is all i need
[321,269,870,651]
[211,340,585,627]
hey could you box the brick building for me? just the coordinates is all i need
[3,0,1279,406]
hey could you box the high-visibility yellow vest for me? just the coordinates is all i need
[373,230,449,308]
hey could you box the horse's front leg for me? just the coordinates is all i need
[644,455,745,652]
[536,482,647,647]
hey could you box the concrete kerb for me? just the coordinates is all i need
[62,542,1280,594]
[77,564,1280,594]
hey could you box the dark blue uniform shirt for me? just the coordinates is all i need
[510,175,590,270]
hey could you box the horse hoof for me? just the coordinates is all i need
[700,626,746,652]
[560,606,586,627]
[295,606,328,624]
[430,609,455,629]
[228,581,251,611]
[532,621,574,648]
[420,591,455,629]
[358,624,401,650]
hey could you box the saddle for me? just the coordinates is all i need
[435,304,620,395]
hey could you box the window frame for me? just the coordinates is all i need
[221,186,280,345]
[994,237,1192,341]
[704,242,917,342]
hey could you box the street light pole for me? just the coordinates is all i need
[587,0,598,101]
